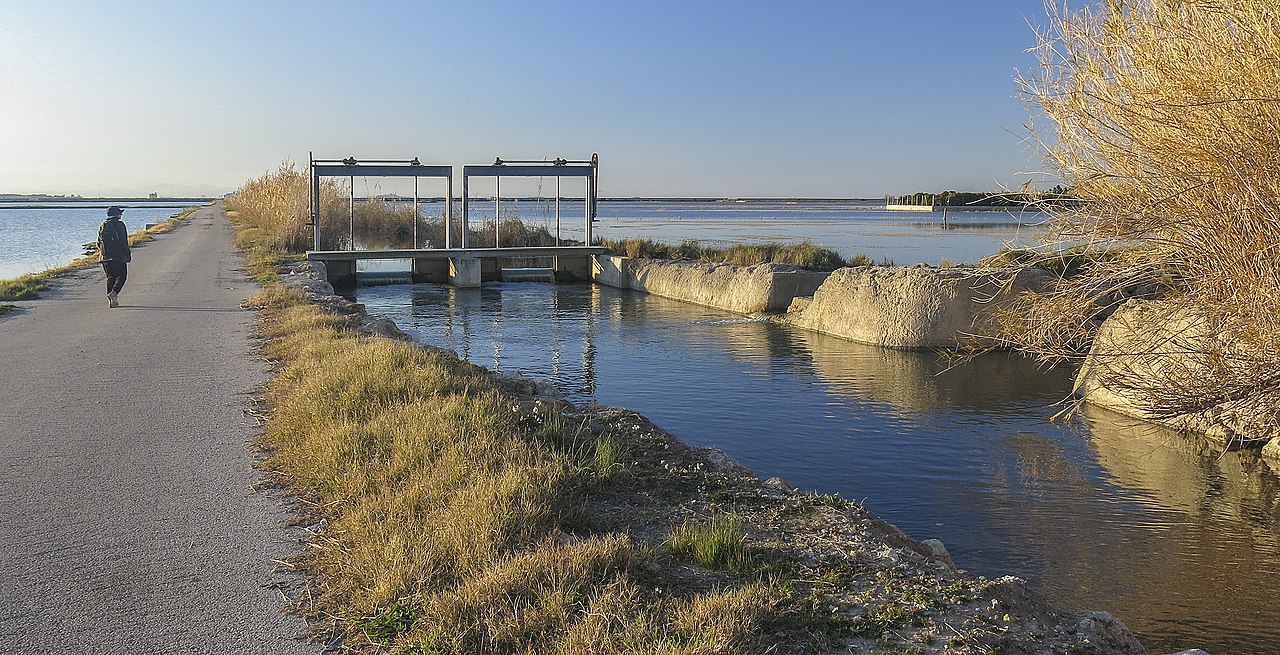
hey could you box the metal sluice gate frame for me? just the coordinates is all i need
[308,154,452,250]
[307,153,599,251]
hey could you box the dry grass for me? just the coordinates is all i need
[1003,0,1280,433]
[597,238,849,271]
[0,274,50,301]
[249,287,786,653]
[228,165,573,260]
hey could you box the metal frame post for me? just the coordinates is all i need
[348,175,355,249]
[461,175,470,248]
[585,172,593,245]
[309,153,321,250]
[494,177,501,248]
[444,173,454,249]
[307,157,451,253]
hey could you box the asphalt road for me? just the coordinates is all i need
[0,204,316,654]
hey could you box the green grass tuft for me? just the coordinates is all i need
[0,275,48,301]
[354,600,421,643]
[667,516,751,571]
[596,237,851,271]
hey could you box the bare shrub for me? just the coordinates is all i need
[1009,0,1280,433]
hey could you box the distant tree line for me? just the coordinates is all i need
[887,186,1076,207]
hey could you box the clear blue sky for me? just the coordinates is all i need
[0,1,1054,198]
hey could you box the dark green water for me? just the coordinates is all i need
[356,281,1280,655]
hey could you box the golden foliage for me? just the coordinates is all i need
[1008,0,1280,432]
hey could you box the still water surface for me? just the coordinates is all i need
[0,204,196,279]
[372,198,1042,266]
[356,281,1280,655]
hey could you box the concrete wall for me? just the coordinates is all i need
[782,265,1049,350]
[553,255,592,282]
[591,256,830,315]
[412,259,449,284]
[1074,299,1279,453]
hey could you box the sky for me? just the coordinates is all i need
[0,1,1058,198]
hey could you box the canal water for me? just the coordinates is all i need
[355,281,1280,655]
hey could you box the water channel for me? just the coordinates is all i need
[355,280,1280,655]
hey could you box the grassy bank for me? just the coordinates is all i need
[0,206,199,302]
[249,283,1084,654]
[596,238,868,271]
[229,165,1145,653]
[251,286,789,653]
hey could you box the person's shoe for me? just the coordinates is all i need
[108,292,119,308]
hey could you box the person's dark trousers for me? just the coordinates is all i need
[102,260,128,295]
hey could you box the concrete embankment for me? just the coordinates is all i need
[1075,298,1280,472]
[592,255,829,315]
[781,265,1049,350]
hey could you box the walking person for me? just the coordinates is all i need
[98,206,131,307]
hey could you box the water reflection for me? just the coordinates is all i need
[355,281,1280,655]
[1081,407,1280,652]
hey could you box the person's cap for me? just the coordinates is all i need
[107,206,124,216]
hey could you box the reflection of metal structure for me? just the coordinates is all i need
[308,154,453,249]
[461,154,598,248]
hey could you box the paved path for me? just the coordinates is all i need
[0,204,315,654]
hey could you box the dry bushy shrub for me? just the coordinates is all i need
[1008,0,1280,433]
[228,163,335,252]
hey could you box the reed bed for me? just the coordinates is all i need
[1005,0,1280,433]
[597,238,850,271]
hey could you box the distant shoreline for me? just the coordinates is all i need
[1,195,885,205]
[0,197,215,209]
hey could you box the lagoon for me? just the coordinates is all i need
[0,203,197,279]
[0,199,1039,281]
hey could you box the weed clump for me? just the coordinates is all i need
[667,516,751,572]
[597,238,848,271]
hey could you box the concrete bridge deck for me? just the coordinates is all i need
[307,245,607,287]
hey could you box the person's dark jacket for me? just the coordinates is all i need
[98,217,131,263]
